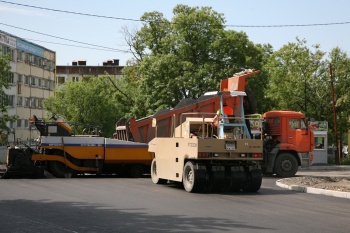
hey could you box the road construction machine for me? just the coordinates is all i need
[149,90,264,193]
[121,70,314,187]
[3,116,153,178]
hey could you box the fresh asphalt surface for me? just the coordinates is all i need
[0,164,350,232]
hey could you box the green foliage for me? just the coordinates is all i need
[0,53,17,139]
[44,76,125,137]
[264,38,350,145]
[122,4,266,117]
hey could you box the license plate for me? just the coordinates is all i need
[226,143,236,150]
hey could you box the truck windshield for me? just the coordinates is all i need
[289,118,307,130]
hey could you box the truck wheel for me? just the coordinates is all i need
[183,161,203,193]
[150,158,167,184]
[274,153,298,177]
[241,169,262,192]
[128,165,144,178]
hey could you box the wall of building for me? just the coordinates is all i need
[0,30,55,146]
[56,59,124,85]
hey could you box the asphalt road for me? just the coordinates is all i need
[0,176,350,233]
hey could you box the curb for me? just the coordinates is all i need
[276,179,350,199]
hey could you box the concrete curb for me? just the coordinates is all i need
[276,179,350,199]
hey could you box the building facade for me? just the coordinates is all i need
[56,59,123,85]
[0,30,56,145]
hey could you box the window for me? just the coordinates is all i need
[17,96,22,106]
[9,121,14,129]
[17,119,22,128]
[34,56,39,66]
[31,76,36,86]
[17,83,22,95]
[7,95,14,107]
[315,137,325,149]
[8,73,14,84]
[17,74,22,83]
[49,80,54,90]
[17,50,23,61]
[25,53,30,63]
[24,76,29,85]
[31,98,37,108]
[25,97,30,107]
[57,76,65,84]
[46,80,50,89]
[289,118,300,129]
[38,78,42,87]
[38,98,43,108]
[24,119,29,128]
[72,76,79,82]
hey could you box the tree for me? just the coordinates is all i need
[328,48,350,151]
[44,76,125,137]
[122,5,266,117]
[264,38,330,118]
[0,53,17,144]
[264,38,350,154]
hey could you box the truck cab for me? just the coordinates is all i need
[263,111,314,177]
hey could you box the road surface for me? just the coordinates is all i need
[0,176,349,233]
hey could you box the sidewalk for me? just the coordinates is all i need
[276,165,350,199]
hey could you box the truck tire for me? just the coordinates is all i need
[150,158,167,184]
[274,153,298,177]
[183,161,203,193]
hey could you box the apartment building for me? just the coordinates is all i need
[56,59,123,85]
[0,30,55,145]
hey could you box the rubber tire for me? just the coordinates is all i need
[128,165,144,178]
[48,161,73,178]
[150,158,167,184]
[241,169,262,192]
[274,153,298,178]
[183,161,203,193]
[230,171,246,192]
[244,89,257,114]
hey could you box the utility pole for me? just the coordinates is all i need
[329,64,340,165]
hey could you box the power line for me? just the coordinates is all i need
[0,0,142,22]
[1,0,350,28]
[0,22,131,54]
[22,38,121,52]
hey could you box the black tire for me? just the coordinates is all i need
[48,161,73,178]
[244,89,257,114]
[183,161,203,193]
[241,169,262,192]
[150,158,167,184]
[230,170,246,192]
[128,165,144,178]
[211,171,226,193]
[274,153,298,177]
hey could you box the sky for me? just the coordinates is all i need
[1,0,349,66]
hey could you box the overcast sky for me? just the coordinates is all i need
[1,0,349,66]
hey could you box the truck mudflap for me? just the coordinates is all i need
[2,147,44,179]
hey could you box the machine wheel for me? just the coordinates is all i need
[274,153,298,177]
[128,165,144,178]
[229,171,246,192]
[48,161,73,178]
[211,171,226,193]
[150,158,167,184]
[241,169,262,192]
[183,161,203,193]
